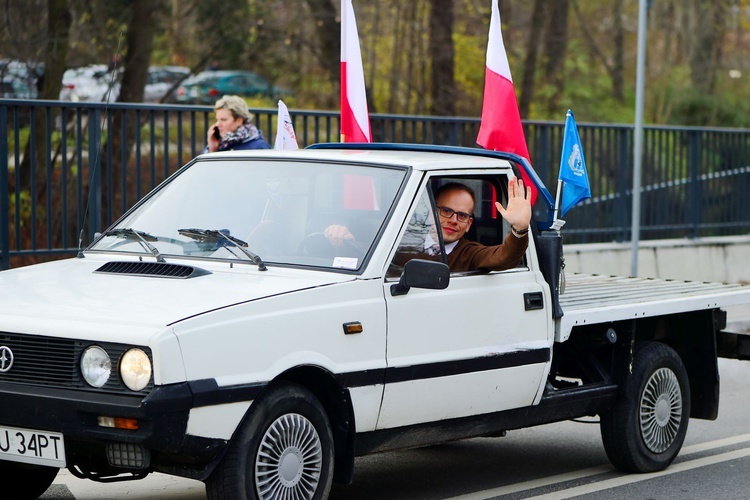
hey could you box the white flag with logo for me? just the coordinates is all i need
[274,100,299,150]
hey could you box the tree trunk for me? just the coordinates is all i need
[611,0,624,103]
[40,0,71,102]
[428,0,455,116]
[688,0,727,95]
[519,0,547,119]
[304,0,339,87]
[571,0,624,105]
[43,0,73,248]
[541,0,569,116]
[16,0,72,249]
[101,0,161,227]
[387,2,405,112]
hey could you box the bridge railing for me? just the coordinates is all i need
[2,98,749,269]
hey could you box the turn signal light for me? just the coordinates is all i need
[97,416,139,430]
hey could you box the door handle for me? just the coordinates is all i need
[523,292,544,311]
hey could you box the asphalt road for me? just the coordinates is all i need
[40,357,750,500]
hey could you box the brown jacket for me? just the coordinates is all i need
[446,232,528,272]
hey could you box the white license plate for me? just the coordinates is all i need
[0,425,66,467]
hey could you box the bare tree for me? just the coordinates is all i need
[429,0,455,116]
[102,0,163,223]
[611,0,625,103]
[117,0,162,104]
[570,0,625,105]
[519,0,548,118]
[12,0,73,250]
[304,0,340,87]
[540,0,569,115]
[40,0,72,102]
[687,0,728,95]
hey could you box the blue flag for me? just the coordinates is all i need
[558,110,591,217]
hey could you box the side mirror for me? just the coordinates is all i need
[390,259,450,296]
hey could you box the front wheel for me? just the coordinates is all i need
[206,381,334,500]
[0,463,58,499]
[601,341,691,472]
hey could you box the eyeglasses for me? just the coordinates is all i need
[437,206,474,223]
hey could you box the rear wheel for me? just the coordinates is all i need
[601,341,690,472]
[206,381,334,500]
[0,463,58,499]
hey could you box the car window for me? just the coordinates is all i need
[432,177,506,247]
[387,175,522,278]
[89,159,407,272]
[243,73,266,87]
[387,188,443,278]
[226,76,243,86]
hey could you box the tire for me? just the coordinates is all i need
[600,341,691,473]
[0,463,58,499]
[206,381,334,500]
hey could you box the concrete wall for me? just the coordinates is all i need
[563,236,750,284]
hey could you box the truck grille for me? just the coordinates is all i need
[0,332,153,394]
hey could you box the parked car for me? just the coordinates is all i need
[175,70,291,104]
[59,65,192,103]
[59,64,118,102]
[0,59,41,99]
[0,78,36,99]
[143,65,191,103]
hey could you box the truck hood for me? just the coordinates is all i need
[0,257,354,342]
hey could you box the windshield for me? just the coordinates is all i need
[89,158,408,271]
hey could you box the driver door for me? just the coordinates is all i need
[377,175,552,429]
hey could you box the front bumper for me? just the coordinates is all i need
[0,381,227,479]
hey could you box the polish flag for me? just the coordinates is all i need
[340,0,371,143]
[477,0,538,205]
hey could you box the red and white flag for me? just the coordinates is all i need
[340,0,371,143]
[477,0,537,205]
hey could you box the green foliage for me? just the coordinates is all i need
[6,128,30,161]
[453,32,487,116]
[666,85,750,128]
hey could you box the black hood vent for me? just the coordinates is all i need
[94,261,212,279]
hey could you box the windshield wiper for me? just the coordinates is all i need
[103,228,165,262]
[178,228,267,271]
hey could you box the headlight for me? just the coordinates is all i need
[81,346,111,388]
[120,348,152,391]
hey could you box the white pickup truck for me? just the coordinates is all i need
[1,144,749,500]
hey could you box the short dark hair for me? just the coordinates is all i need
[434,182,476,204]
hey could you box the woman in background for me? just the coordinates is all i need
[204,94,270,152]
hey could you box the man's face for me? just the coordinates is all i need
[435,188,474,244]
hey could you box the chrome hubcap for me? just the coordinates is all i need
[255,413,322,499]
[640,367,682,453]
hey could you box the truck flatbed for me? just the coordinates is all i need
[557,273,750,341]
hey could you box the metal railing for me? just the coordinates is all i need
[2,98,749,269]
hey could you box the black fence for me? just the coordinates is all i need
[2,98,749,269]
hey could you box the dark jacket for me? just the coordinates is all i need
[446,232,528,272]
[202,131,271,153]
[226,132,271,150]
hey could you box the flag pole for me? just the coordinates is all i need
[630,0,647,277]
[552,108,571,222]
[553,179,563,222]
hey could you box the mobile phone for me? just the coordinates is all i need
[212,126,221,140]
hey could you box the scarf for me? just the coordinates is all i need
[218,123,261,151]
